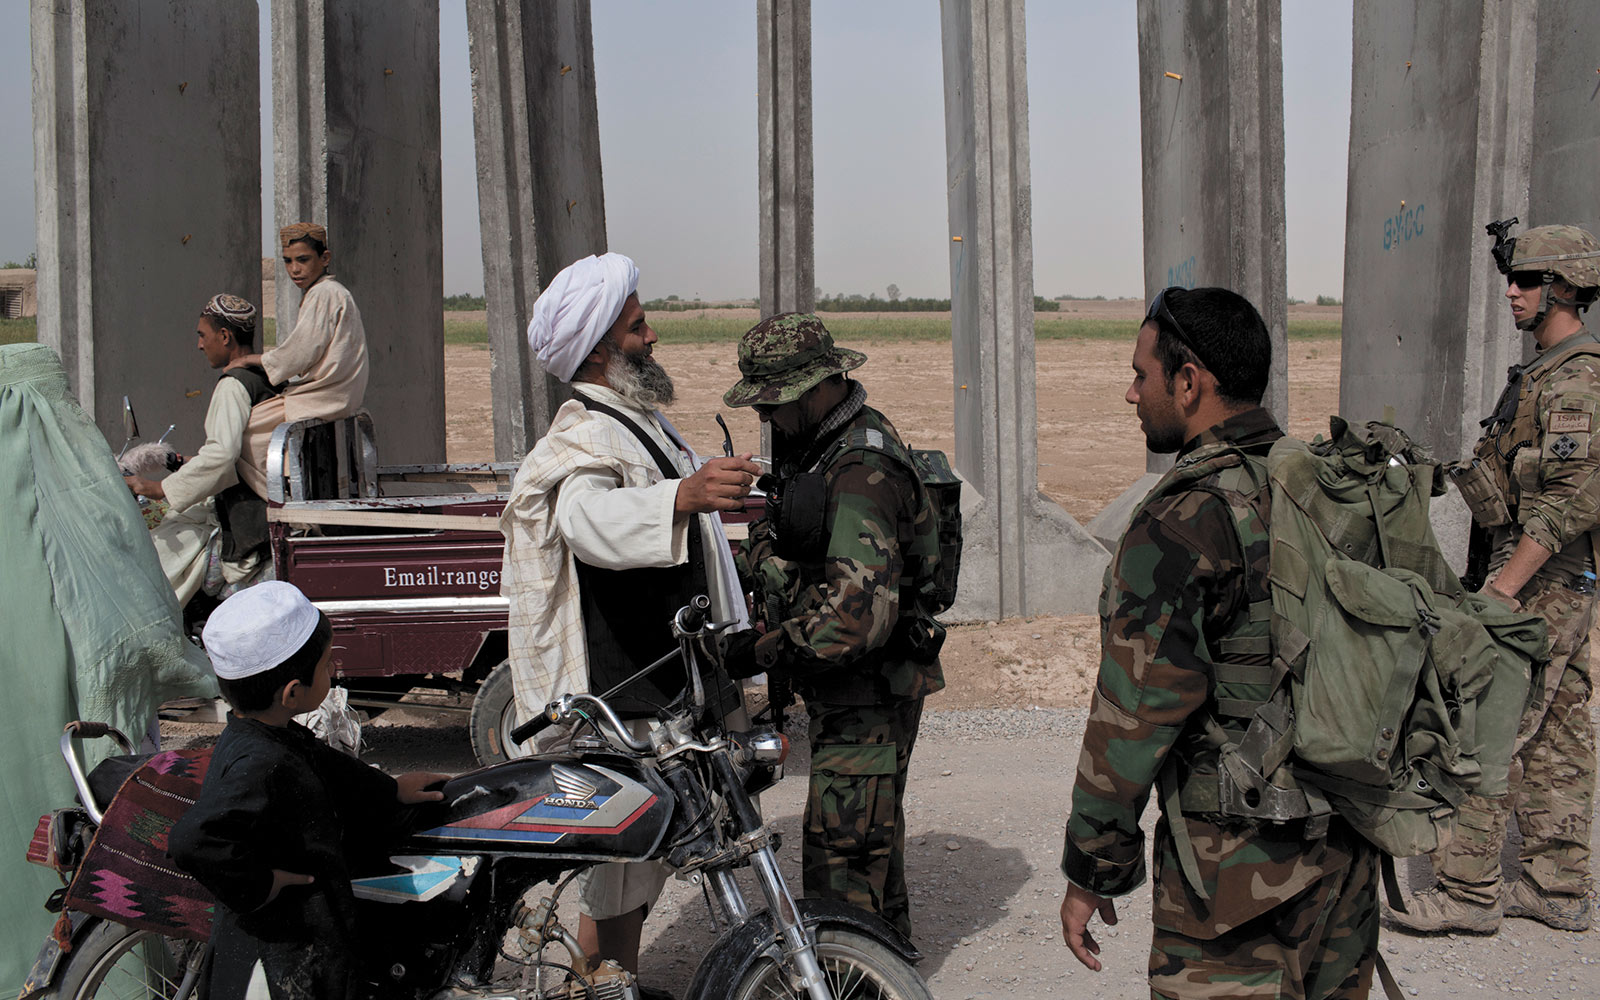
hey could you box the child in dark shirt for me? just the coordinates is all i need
[169,581,447,999]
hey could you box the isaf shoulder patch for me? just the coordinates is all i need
[1548,411,1591,435]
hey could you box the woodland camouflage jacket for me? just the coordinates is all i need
[1063,408,1367,937]
[743,405,945,706]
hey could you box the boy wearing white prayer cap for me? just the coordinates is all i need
[169,581,447,999]
[501,253,761,978]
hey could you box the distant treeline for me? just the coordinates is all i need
[814,294,1060,312]
[450,291,1076,313]
[640,298,748,312]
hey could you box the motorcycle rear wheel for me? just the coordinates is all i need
[727,927,933,1000]
[43,919,198,1000]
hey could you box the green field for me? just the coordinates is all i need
[1,317,37,346]
[446,313,1343,346]
[1,313,1342,350]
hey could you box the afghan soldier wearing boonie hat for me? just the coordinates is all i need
[717,312,945,939]
[1390,222,1600,935]
[723,312,866,407]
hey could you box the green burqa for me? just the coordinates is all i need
[1,344,216,990]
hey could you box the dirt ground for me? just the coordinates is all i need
[414,312,1598,998]
[441,305,1342,710]
[442,302,1344,527]
[145,312,1599,998]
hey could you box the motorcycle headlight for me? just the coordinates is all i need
[741,729,789,766]
[730,728,789,794]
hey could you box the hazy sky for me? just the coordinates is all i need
[0,2,1352,303]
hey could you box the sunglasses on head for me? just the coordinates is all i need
[1506,270,1547,290]
[1145,286,1212,372]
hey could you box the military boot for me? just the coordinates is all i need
[1385,886,1502,935]
[1503,879,1592,932]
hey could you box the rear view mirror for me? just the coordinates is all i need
[119,396,139,458]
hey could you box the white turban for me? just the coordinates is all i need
[526,252,641,383]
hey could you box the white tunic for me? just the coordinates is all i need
[150,378,264,605]
[263,276,369,425]
[498,383,746,715]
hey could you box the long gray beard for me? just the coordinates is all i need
[607,349,676,409]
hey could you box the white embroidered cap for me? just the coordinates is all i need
[203,581,322,680]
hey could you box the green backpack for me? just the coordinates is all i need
[823,429,963,616]
[1165,418,1544,888]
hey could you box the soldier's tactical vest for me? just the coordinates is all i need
[757,409,953,703]
[1468,328,1600,575]
[216,366,278,562]
[1154,420,1543,905]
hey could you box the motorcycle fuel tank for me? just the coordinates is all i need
[401,753,675,862]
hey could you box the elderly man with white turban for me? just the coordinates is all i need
[499,252,761,977]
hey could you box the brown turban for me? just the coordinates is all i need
[279,222,328,250]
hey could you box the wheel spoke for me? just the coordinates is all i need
[731,929,929,1000]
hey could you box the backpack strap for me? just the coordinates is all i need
[577,394,708,599]
[1156,444,1332,900]
[825,426,936,608]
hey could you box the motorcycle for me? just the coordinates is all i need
[19,597,934,1000]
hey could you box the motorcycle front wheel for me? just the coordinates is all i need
[41,918,199,999]
[727,927,933,1000]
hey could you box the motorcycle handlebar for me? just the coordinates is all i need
[509,710,556,746]
[508,599,732,752]
[674,594,712,635]
[508,695,652,753]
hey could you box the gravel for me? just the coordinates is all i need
[157,704,1597,1000]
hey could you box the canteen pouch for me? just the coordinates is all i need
[1448,458,1511,527]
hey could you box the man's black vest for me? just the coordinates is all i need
[572,396,735,718]
[216,365,279,562]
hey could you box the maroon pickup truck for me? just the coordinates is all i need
[261,413,757,765]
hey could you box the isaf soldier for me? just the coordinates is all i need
[718,313,945,940]
[1060,287,1379,999]
[1389,222,1599,935]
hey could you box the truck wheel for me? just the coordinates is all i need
[469,660,533,765]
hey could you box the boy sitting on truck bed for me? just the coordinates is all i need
[169,581,447,999]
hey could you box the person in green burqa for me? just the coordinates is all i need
[0,344,217,989]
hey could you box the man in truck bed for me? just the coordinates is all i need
[498,252,761,980]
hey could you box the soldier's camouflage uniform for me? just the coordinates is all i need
[1445,325,1600,906]
[743,401,942,939]
[1063,408,1378,1000]
[728,313,943,940]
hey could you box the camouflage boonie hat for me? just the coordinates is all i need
[1511,225,1600,290]
[723,313,867,407]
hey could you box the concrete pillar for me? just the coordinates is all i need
[1528,3,1600,237]
[466,0,607,459]
[1086,0,1289,551]
[939,0,1107,620]
[31,0,261,450]
[1136,0,1288,434]
[1340,1,1535,461]
[272,0,444,464]
[758,0,814,318]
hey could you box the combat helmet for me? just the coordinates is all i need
[1487,218,1600,331]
